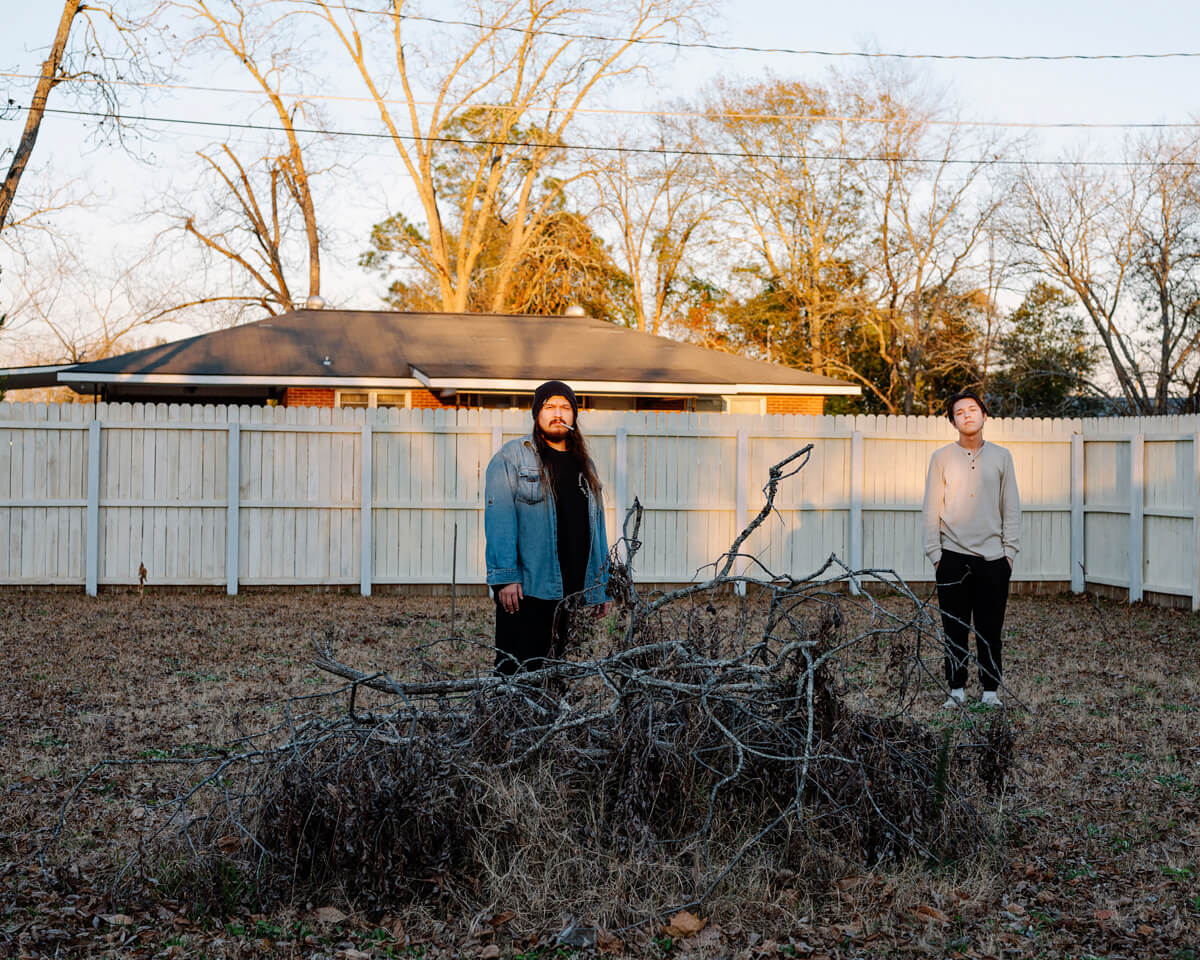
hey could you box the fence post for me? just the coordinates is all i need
[1071,433,1084,594]
[1130,432,1144,603]
[84,419,101,597]
[848,430,863,594]
[1193,431,1200,612]
[734,425,749,596]
[226,423,240,595]
[360,421,373,597]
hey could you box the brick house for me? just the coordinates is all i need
[3,308,859,413]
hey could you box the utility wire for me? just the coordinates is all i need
[3,71,1200,130]
[9,103,1200,167]
[274,0,1200,62]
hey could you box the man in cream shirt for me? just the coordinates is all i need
[922,389,1021,707]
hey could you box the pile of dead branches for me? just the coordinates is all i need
[90,447,1015,925]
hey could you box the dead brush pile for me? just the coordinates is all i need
[115,448,1015,927]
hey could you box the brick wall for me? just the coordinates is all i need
[766,395,825,416]
[283,387,336,407]
[411,388,451,409]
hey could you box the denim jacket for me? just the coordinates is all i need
[484,435,610,605]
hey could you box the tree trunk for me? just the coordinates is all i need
[0,0,81,231]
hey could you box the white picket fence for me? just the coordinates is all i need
[1,402,1198,607]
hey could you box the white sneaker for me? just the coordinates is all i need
[981,690,1003,706]
[942,688,966,708]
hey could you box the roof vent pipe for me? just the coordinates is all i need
[305,295,326,310]
[564,304,586,317]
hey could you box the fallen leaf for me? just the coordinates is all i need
[486,911,516,927]
[1093,909,1114,922]
[336,950,370,960]
[216,834,242,853]
[383,916,406,942]
[479,946,500,959]
[101,914,134,927]
[1007,902,1025,917]
[596,929,625,955]
[914,905,949,923]
[663,909,706,938]
[1137,924,1155,936]
[315,906,348,924]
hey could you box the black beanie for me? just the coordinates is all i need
[532,380,578,420]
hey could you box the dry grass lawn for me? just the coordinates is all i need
[0,589,1198,959]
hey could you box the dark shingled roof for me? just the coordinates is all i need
[60,310,857,390]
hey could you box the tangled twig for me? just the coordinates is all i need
[47,449,1018,931]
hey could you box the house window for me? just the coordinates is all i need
[472,393,524,409]
[635,396,692,412]
[335,390,414,409]
[723,396,766,415]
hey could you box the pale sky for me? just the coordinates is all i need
[2,0,1199,361]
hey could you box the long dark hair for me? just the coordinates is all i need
[533,419,602,496]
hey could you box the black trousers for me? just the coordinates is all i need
[493,593,573,676]
[935,550,1011,692]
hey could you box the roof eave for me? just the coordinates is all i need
[57,373,426,389]
[410,369,860,396]
[0,363,79,390]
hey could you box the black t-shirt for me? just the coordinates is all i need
[544,448,591,597]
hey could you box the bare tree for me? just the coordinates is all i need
[1,0,157,234]
[0,175,85,346]
[306,0,707,313]
[177,143,317,316]
[590,119,713,334]
[853,74,1004,414]
[165,0,326,315]
[1,1,84,233]
[9,246,184,365]
[1010,133,1200,414]
[1140,137,1200,408]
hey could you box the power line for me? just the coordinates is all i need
[2,103,1185,169]
[4,70,1200,130]
[8,103,1199,167]
[275,0,1200,62]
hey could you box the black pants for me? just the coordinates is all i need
[935,550,1011,692]
[493,594,573,676]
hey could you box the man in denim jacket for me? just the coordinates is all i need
[484,381,610,675]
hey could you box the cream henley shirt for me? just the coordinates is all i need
[922,440,1021,566]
